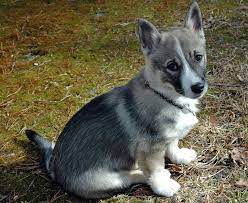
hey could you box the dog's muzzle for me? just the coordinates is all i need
[191,82,205,94]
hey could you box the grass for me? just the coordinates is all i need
[0,0,247,202]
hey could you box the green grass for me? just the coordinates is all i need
[0,0,247,202]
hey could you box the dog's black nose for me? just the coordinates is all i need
[191,83,204,94]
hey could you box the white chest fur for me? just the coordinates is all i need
[156,96,199,140]
[161,110,198,140]
[174,111,198,139]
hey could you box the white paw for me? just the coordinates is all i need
[148,170,180,197]
[151,177,181,197]
[176,148,197,165]
[168,148,197,165]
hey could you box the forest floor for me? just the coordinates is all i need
[0,0,247,202]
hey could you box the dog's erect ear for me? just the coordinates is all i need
[137,19,161,55]
[185,1,204,38]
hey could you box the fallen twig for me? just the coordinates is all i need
[209,82,248,88]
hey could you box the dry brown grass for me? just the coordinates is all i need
[0,0,247,202]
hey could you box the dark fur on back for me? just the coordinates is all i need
[52,87,135,180]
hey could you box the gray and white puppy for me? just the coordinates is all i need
[25,1,207,199]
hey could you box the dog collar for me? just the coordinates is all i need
[144,81,196,116]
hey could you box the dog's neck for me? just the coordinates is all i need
[144,80,198,116]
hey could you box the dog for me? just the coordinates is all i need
[25,1,207,199]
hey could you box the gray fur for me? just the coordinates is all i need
[25,130,54,172]
[26,2,208,199]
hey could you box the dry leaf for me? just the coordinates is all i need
[168,163,183,174]
[235,179,248,188]
[218,183,224,194]
[130,185,153,196]
[231,147,248,164]
[209,114,217,128]
[228,111,236,121]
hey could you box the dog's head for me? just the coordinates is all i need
[138,2,208,99]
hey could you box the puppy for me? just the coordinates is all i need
[25,1,207,199]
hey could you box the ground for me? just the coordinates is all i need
[0,0,247,202]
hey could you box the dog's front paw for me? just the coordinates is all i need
[151,177,181,197]
[169,148,197,165]
[148,170,180,197]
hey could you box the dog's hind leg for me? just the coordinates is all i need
[69,169,146,199]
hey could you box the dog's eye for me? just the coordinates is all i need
[167,62,179,72]
[195,54,203,62]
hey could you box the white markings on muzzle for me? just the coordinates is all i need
[174,38,202,97]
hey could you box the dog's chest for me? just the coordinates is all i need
[175,111,198,137]
[161,110,198,139]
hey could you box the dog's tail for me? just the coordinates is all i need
[25,129,54,173]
